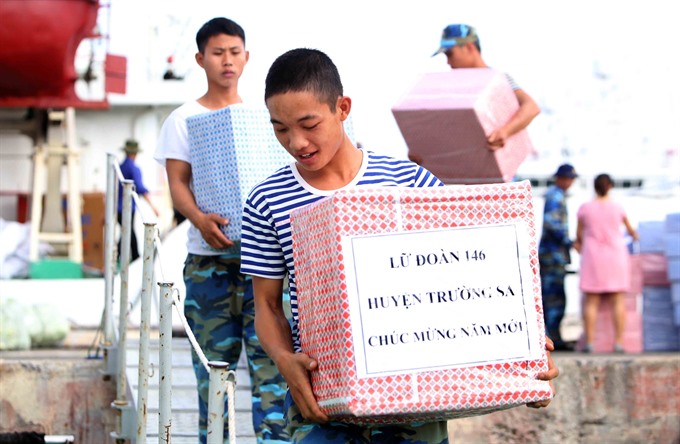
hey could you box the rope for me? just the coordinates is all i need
[171,288,210,372]
[112,162,125,183]
[127,188,208,372]
[153,230,167,281]
[131,188,158,225]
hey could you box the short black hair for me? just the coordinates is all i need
[594,173,613,196]
[265,48,343,112]
[196,17,245,54]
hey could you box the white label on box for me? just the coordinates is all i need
[342,223,542,378]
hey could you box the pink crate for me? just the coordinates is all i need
[290,181,552,424]
[392,69,534,184]
[639,253,670,287]
[630,255,644,295]
[577,292,643,353]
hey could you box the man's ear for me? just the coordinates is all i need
[195,51,204,68]
[465,41,478,53]
[337,96,352,121]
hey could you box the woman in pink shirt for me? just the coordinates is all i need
[574,174,638,353]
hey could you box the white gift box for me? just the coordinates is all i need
[187,104,291,252]
[290,180,552,424]
[392,69,533,184]
[188,104,355,252]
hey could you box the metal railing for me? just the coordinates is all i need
[102,152,237,443]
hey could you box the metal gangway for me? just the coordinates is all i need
[101,152,240,443]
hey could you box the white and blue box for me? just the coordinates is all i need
[187,103,355,252]
[638,221,666,254]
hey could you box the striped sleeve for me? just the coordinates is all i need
[413,164,444,188]
[241,195,287,278]
[505,73,520,91]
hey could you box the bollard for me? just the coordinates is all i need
[158,281,174,443]
[116,179,134,404]
[103,154,118,349]
[226,369,237,444]
[136,223,156,444]
[207,361,229,444]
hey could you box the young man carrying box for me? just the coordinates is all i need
[240,48,559,443]
[432,23,540,151]
[154,17,288,443]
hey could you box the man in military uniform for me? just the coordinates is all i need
[539,164,578,351]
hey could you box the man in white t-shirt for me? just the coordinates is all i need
[154,17,289,444]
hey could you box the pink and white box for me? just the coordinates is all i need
[290,181,552,424]
[392,69,534,184]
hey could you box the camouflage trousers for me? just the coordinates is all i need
[284,392,448,443]
[540,265,567,345]
[184,254,290,443]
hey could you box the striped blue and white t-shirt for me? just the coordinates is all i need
[240,150,443,351]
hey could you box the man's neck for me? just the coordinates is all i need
[198,86,242,110]
[297,142,363,191]
[471,55,488,68]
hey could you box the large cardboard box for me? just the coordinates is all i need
[187,104,355,253]
[81,192,105,271]
[290,181,552,424]
[392,69,533,184]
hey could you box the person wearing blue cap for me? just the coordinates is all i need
[432,24,540,151]
[538,164,579,351]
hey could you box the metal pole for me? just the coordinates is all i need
[207,361,228,444]
[28,146,45,262]
[158,281,174,443]
[116,180,134,404]
[64,107,83,263]
[103,153,117,345]
[135,223,156,444]
[226,370,237,444]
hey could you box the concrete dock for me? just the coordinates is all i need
[2,328,678,443]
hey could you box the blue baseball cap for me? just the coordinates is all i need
[432,24,479,56]
[555,164,578,178]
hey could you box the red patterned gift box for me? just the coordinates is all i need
[392,69,534,185]
[290,181,552,424]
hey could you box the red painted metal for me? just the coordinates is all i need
[105,54,127,94]
[0,0,109,109]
